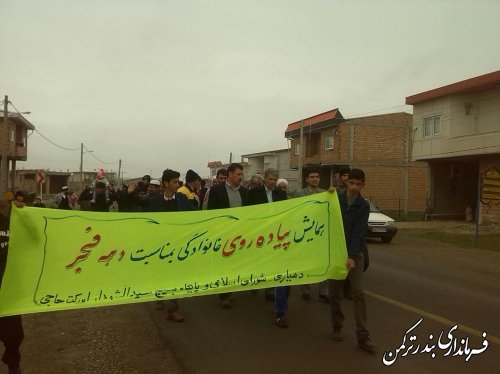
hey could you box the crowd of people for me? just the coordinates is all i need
[0,164,375,373]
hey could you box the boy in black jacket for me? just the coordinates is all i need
[328,168,376,353]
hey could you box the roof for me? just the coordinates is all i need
[0,111,36,130]
[207,161,223,168]
[406,70,500,105]
[241,148,289,158]
[285,108,344,135]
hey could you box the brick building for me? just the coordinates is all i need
[285,109,428,215]
[0,107,35,195]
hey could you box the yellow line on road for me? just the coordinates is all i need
[365,289,500,345]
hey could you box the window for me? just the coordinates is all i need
[324,137,334,150]
[10,130,15,142]
[424,116,441,137]
[294,144,300,155]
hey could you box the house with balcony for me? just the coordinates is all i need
[0,110,35,195]
[285,109,428,215]
[406,70,500,223]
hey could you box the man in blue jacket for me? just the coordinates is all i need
[328,168,376,353]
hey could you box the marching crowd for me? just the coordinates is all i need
[0,163,375,373]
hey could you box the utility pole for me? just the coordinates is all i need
[298,120,304,188]
[117,159,122,185]
[80,143,84,191]
[1,96,9,195]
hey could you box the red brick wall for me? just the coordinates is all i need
[287,112,428,213]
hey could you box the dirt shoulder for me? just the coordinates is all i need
[18,303,183,374]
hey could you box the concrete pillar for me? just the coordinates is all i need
[10,159,16,191]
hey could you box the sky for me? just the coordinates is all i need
[1,0,499,180]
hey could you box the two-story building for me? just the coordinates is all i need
[406,70,500,224]
[0,106,35,195]
[286,109,428,215]
[241,149,300,193]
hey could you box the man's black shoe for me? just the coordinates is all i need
[358,338,377,353]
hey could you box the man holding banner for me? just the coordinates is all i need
[0,200,24,374]
[294,169,329,302]
[248,168,290,328]
[328,168,376,353]
[148,169,197,322]
[207,163,248,308]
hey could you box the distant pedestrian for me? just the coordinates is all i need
[248,174,264,190]
[198,180,208,210]
[328,168,376,353]
[201,168,227,210]
[276,178,288,194]
[54,186,71,210]
[336,167,351,193]
[90,169,110,204]
[77,186,92,211]
[207,163,248,308]
[33,196,45,208]
[177,169,201,209]
[90,182,112,212]
[294,169,328,301]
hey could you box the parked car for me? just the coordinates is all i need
[366,200,397,243]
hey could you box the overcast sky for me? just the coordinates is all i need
[1,0,499,180]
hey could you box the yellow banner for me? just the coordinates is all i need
[0,192,347,316]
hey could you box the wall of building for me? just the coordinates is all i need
[412,89,500,161]
[243,150,299,193]
[479,155,500,224]
[287,113,428,213]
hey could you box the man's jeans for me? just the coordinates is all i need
[275,286,291,317]
[328,253,370,342]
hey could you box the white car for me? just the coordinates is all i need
[366,200,397,243]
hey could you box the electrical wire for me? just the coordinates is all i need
[33,129,80,151]
[83,145,118,165]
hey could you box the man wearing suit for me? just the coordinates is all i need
[248,168,291,327]
[294,168,329,302]
[207,163,248,308]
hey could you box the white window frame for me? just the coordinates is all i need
[10,130,15,142]
[294,144,300,156]
[424,116,441,137]
[324,137,334,150]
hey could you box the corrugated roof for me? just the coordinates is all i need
[406,70,500,105]
[0,111,35,130]
[285,108,343,134]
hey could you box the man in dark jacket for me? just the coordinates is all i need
[0,200,24,374]
[248,169,290,328]
[207,163,248,308]
[328,168,376,352]
[90,182,113,212]
[148,169,196,322]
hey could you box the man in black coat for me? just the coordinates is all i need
[0,200,24,374]
[148,169,196,322]
[206,163,248,308]
[247,169,290,328]
[90,182,113,212]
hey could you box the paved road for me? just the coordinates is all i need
[148,234,500,374]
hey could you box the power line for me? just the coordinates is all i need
[34,129,80,151]
[83,145,118,165]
